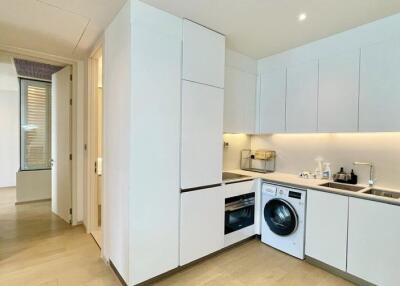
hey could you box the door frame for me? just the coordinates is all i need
[0,44,84,226]
[86,43,103,235]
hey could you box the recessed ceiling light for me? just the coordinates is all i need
[298,13,307,22]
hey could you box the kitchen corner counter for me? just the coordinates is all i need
[226,169,400,206]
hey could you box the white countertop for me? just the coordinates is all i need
[226,169,400,206]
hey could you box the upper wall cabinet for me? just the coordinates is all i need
[359,38,400,132]
[286,61,318,133]
[183,20,225,88]
[224,66,256,134]
[259,68,286,133]
[318,50,360,132]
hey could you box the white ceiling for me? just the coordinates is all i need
[0,0,126,59]
[142,0,400,59]
[2,0,400,60]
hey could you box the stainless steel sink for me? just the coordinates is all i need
[363,189,400,199]
[319,182,365,192]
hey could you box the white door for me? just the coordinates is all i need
[51,66,72,223]
[181,80,224,189]
[180,186,224,265]
[286,61,318,132]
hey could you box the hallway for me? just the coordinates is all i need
[0,187,120,286]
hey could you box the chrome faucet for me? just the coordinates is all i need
[353,162,374,187]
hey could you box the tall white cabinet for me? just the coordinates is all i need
[103,1,182,285]
[359,38,400,132]
[180,20,225,189]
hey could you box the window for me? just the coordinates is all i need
[20,79,51,170]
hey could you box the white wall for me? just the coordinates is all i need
[0,53,19,188]
[16,170,51,203]
[251,133,400,189]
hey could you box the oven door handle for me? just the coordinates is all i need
[225,202,254,212]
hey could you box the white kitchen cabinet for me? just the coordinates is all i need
[347,198,400,286]
[182,19,225,88]
[259,68,286,133]
[181,80,224,189]
[180,186,224,265]
[359,38,400,131]
[305,190,348,271]
[224,66,256,133]
[318,50,360,132]
[286,61,318,132]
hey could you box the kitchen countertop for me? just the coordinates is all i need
[226,169,400,206]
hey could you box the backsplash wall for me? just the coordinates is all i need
[223,134,251,171]
[251,133,400,189]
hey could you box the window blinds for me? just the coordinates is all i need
[20,79,51,170]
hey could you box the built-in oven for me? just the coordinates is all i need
[225,192,255,234]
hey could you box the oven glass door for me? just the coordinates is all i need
[225,193,255,234]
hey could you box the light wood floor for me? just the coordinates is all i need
[0,187,353,286]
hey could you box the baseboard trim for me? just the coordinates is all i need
[305,256,375,286]
[15,198,51,205]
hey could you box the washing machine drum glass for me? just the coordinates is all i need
[264,199,298,236]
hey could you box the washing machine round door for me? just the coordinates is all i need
[264,199,298,236]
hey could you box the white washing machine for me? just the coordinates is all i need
[261,183,306,259]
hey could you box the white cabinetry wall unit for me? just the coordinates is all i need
[305,190,348,271]
[182,19,225,88]
[259,68,286,133]
[347,198,400,286]
[256,13,400,133]
[180,186,224,265]
[181,20,225,190]
[103,1,181,285]
[318,50,360,132]
[224,50,257,134]
[359,38,400,132]
[286,61,319,133]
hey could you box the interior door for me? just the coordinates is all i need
[51,66,72,223]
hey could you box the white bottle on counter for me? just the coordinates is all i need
[322,162,332,180]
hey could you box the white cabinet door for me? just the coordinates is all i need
[359,38,400,131]
[286,61,318,132]
[182,19,225,88]
[181,80,223,189]
[224,66,256,133]
[259,68,286,133]
[318,50,360,132]
[305,190,348,271]
[348,198,400,286]
[180,186,224,265]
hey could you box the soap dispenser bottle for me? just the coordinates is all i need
[322,162,332,180]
